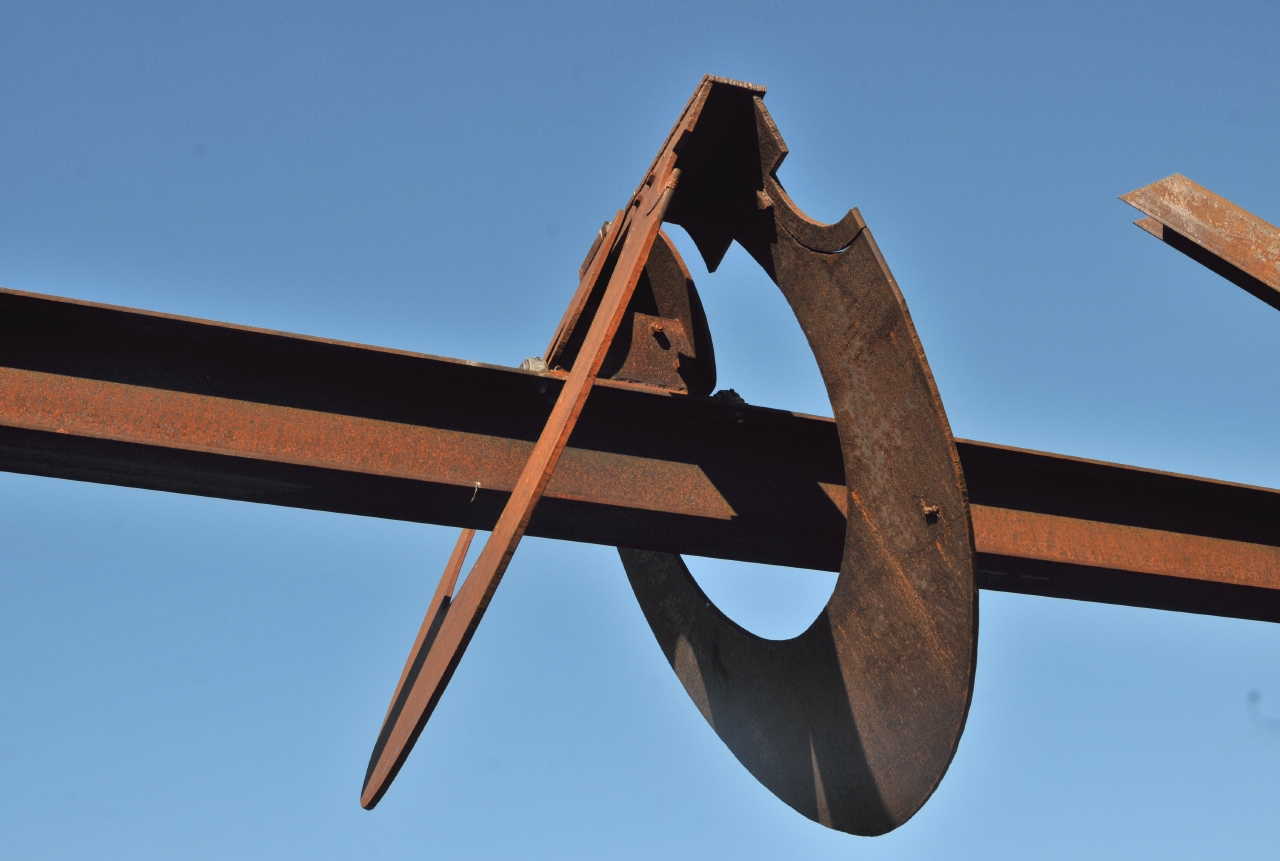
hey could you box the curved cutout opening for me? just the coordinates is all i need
[681,556,838,641]
[664,226,831,419]
[619,82,975,834]
[662,224,840,639]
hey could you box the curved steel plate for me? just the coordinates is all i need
[622,82,976,836]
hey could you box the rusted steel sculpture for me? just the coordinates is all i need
[364,76,976,831]
[3,76,1279,836]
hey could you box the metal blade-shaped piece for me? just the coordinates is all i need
[363,528,475,794]
[360,76,724,810]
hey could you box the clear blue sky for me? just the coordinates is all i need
[3,2,1280,858]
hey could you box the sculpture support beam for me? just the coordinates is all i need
[4,285,1280,621]
[1123,173,1280,312]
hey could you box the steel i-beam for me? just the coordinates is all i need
[1123,173,1280,311]
[3,285,1278,622]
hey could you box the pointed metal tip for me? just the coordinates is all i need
[1120,174,1188,206]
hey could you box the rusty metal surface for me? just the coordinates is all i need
[4,285,1280,620]
[0,282,848,570]
[554,229,716,395]
[596,230,716,395]
[365,528,475,796]
[7,68,1280,842]
[1122,174,1280,311]
[7,81,1280,838]
[361,78,729,808]
[976,504,1280,588]
[961,440,1280,618]
[358,198,627,807]
[614,79,975,835]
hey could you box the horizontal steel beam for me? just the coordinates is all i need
[4,286,1280,621]
[1122,173,1280,311]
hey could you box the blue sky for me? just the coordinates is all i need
[3,2,1280,858]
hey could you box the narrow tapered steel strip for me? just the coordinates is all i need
[359,80,720,809]
[357,200,623,805]
[379,530,477,725]
[359,201,655,807]
[364,528,475,789]
[543,212,623,370]
[1122,174,1280,309]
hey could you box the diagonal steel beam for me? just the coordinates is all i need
[1122,173,1280,311]
[4,285,1280,622]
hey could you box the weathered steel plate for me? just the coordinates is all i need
[621,79,975,836]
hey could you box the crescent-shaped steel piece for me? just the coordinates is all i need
[619,80,977,836]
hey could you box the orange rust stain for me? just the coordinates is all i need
[972,504,1280,589]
